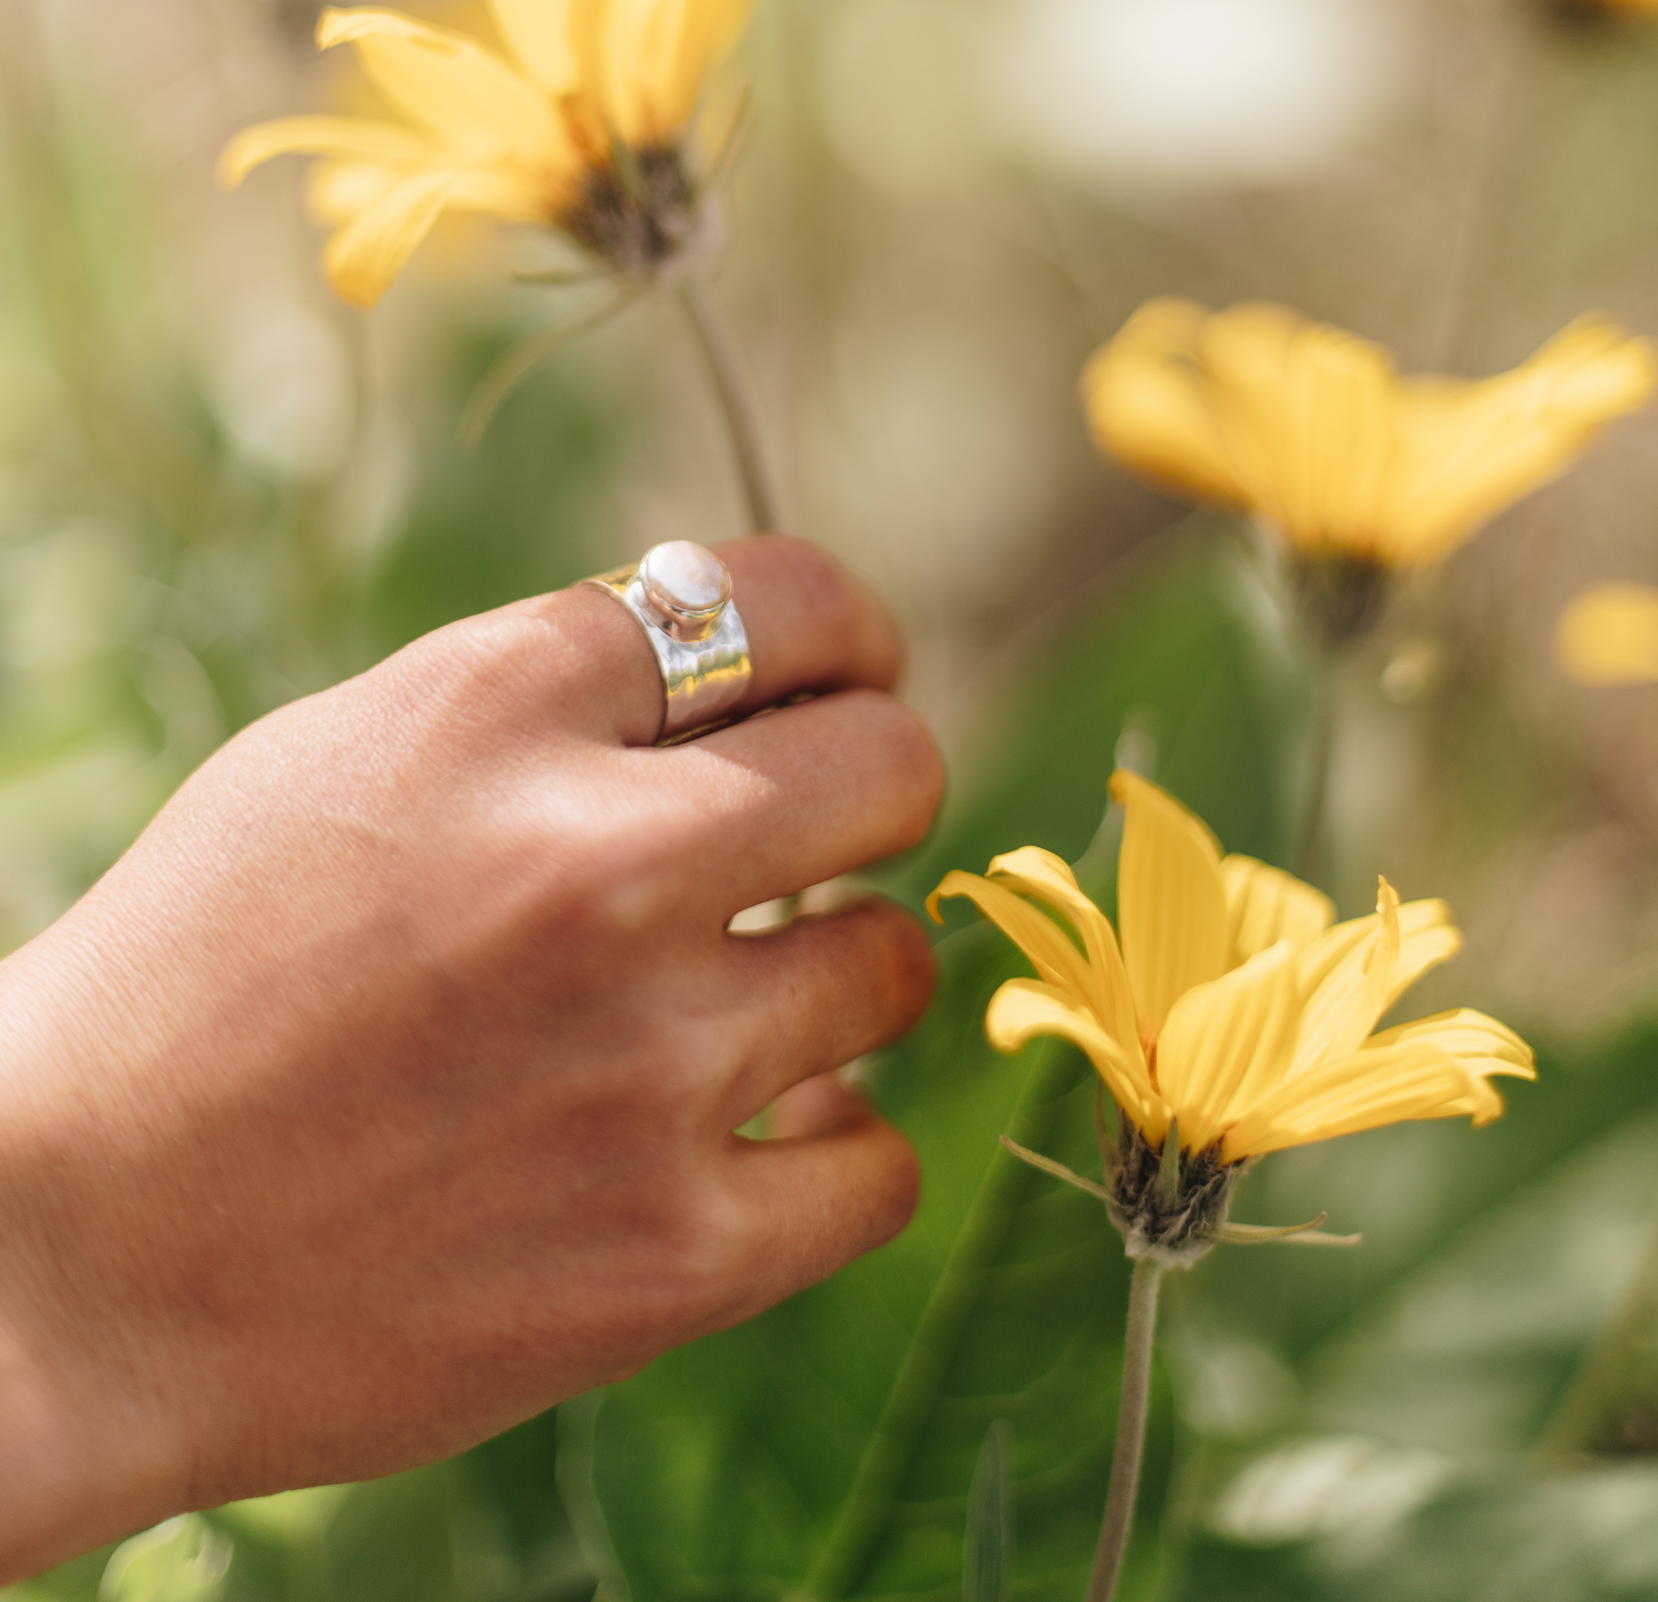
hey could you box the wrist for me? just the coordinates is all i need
[0,948,190,1582]
[0,1290,183,1581]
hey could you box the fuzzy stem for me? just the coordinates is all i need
[1085,1257,1162,1602]
[1291,659,1336,886]
[677,280,779,535]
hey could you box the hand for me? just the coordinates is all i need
[0,535,941,1579]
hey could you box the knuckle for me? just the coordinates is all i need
[393,610,547,714]
[525,790,702,938]
[775,536,856,622]
[647,1188,752,1324]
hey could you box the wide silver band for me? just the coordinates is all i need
[583,542,753,744]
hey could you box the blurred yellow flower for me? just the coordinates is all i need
[220,0,753,306]
[1081,299,1654,572]
[931,773,1531,1255]
[1556,582,1658,684]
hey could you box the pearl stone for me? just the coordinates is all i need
[640,541,731,630]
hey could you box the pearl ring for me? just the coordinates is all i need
[584,541,753,744]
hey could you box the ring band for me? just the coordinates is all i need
[583,541,753,744]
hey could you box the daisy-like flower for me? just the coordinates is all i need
[1081,299,1654,644]
[220,0,754,308]
[930,770,1534,1264]
[1556,582,1658,684]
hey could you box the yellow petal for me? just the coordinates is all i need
[1199,305,1399,557]
[1220,854,1334,966]
[1220,1040,1491,1161]
[321,167,453,307]
[984,846,1144,1072]
[1383,317,1655,563]
[574,0,659,144]
[574,0,750,146]
[985,978,1169,1141]
[660,0,754,134]
[218,115,440,188]
[1555,582,1658,686]
[1364,1008,1536,1084]
[307,157,539,229]
[1081,298,1247,509]
[1084,301,1654,569]
[306,159,406,224]
[1291,890,1461,1076]
[1109,771,1229,1038]
[318,7,565,166]
[488,0,578,90]
[928,871,1096,1006]
[1154,941,1300,1154]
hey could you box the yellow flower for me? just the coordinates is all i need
[1081,299,1654,572]
[1556,582,1658,684]
[219,0,754,306]
[930,773,1533,1257]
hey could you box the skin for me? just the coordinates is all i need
[0,535,942,1580]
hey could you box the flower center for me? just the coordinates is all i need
[559,145,700,279]
[1106,1120,1241,1266]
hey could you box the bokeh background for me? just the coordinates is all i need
[10,0,1658,1597]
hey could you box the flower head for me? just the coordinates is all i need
[1081,300,1653,640]
[1556,581,1658,684]
[220,0,754,306]
[930,772,1533,1261]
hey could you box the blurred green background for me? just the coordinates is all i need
[9,0,1658,1596]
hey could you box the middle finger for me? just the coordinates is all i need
[635,688,944,926]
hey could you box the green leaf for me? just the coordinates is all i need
[963,1421,1014,1602]
[1180,1464,1658,1602]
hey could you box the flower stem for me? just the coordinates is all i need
[1085,1257,1162,1602]
[678,279,779,535]
[1291,659,1336,886]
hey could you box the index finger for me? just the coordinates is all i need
[524,535,904,746]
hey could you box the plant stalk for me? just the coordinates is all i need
[1085,1256,1162,1602]
[678,279,779,535]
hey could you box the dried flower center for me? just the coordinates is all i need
[560,145,700,279]
[1106,1119,1243,1267]
[1289,550,1393,648]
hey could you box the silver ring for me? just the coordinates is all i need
[583,541,753,744]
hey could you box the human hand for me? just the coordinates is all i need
[0,535,941,1578]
